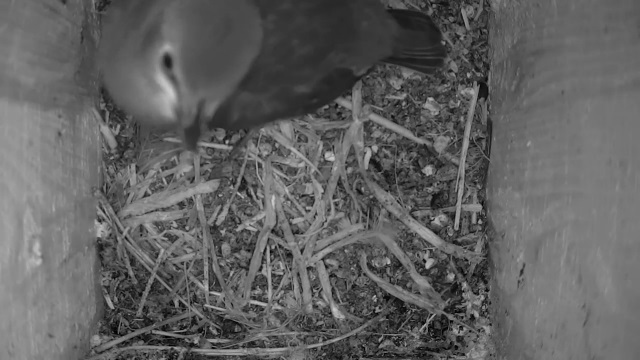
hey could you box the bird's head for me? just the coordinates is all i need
[98,0,262,150]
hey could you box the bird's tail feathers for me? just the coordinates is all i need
[383,9,447,74]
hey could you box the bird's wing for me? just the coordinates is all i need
[382,9,447,74]
[208,0,398,131]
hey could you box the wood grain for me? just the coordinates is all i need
[488,0,640,359]
[0,1,101,360]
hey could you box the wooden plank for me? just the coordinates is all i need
[0,1,101,360]
[488,0,640,359]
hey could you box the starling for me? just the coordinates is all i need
[98,0,447,151]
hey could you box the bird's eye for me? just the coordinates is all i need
[159,51,179,85]
[161,52,173,71]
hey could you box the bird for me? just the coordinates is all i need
[98,0,447,152]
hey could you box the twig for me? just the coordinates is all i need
[461,6,471,31]
[118,232,138,283]
[314,139,342,220]
[263,126,320,174]
[287,265,301,306]
[309,229,380,265]
[312,223,366,252]
[315,260,345,320]
[236,211,266,232]
[123,209,189,229]
[475,0,485,21]
[216,151,249,226]
[359,253,478,335]
[242,159,276,302]
[275,195,313,313]
[92,107,118,151]
[454,82,479,230]
[471,188,479,224]
[337,82,367,221]
[91,312,195,354]
[375,232,443,305]
[343,84,474,261]
[119,180,220,218]
[86,309,388,359]
[265,243,274,317]
[136,248,165,317]
[96,190,215,321]
[360,252,440,313]
[335,96,460,165]
[365,179,476,260]
[192,154,211,306]
[299,178,325,260]
[204,290,285,311]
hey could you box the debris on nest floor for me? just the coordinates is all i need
[90,1,493,359]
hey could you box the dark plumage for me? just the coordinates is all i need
[98,0,447,150]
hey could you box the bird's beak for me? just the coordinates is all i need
[177,100,221,152]
[180,117,201,152]
[177,100,206,152]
